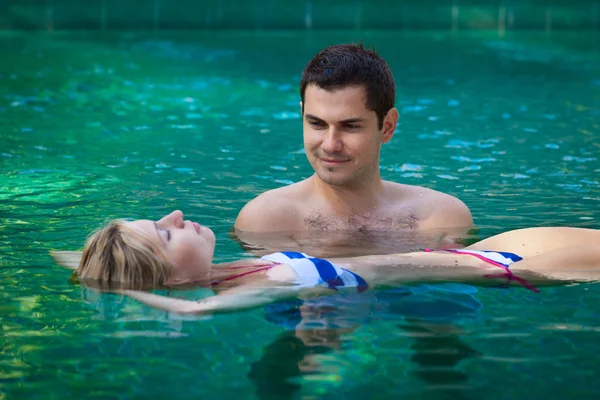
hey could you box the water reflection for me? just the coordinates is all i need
[249,297,360,399]
[236,226,484,397]
[248,331,332,400]
[251,283,483,398]
[399,321,480,397]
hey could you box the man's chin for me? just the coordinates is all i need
[315,171,352,187]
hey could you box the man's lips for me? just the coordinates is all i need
[319,157,349,164]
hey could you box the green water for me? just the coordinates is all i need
[1,30,600,399]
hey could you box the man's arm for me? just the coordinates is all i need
[418,192,474,232]
[234,192,299,232]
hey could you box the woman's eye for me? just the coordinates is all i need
[161,229,170,242]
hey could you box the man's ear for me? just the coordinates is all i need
[381,108,399,143]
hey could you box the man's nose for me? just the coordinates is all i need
[321,128,343,153]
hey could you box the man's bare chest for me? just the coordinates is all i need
[302,209,419,232]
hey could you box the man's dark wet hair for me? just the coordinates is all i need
[300,43,396,129]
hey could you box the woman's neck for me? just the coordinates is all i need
[208,258,280,282]
[166,258,271,286]
[211,258,269,270]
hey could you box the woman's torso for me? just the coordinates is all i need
[465,227,600,258]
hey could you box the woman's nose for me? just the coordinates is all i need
[158,210,184,228]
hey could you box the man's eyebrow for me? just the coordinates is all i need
[304,114,324,122]
[339,117,365,124]
[304,114,365,124]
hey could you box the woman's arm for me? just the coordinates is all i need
[330,251,488,286]
[334,245,600,288]
[117,284,332,315]
[116,289,276,315]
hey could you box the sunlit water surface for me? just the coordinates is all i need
[1,30,599,399]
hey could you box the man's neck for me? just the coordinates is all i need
[310,174,386,215]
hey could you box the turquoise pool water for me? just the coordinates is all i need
[1,30,600,399]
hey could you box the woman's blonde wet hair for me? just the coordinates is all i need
[77,220,171,290]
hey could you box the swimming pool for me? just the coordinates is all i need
[1,30,599,399]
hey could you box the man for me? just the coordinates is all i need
[235,43,473,245]
[234,43,476,345]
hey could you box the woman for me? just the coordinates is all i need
[51,210,600,315]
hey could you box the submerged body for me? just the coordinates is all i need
[51,211,600,316]
[214,226,600,293]
[204,226,600,291]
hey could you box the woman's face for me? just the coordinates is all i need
[126,210,216,283]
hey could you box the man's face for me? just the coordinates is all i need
[302,84,394,188]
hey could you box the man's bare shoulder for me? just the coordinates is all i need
[385,181,473,229]
[234,182,308,232]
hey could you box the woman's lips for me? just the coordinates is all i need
[193,222,201,234]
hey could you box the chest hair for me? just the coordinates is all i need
[302,209,420,232]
